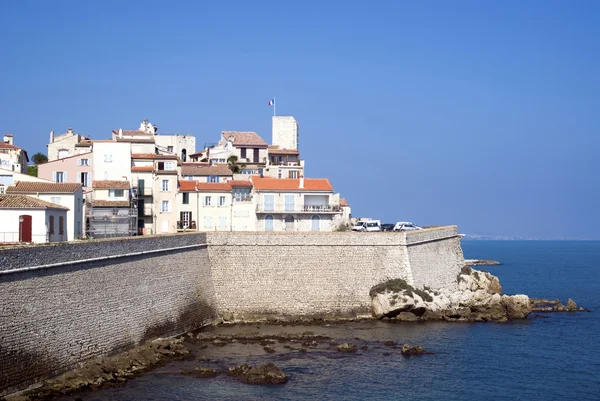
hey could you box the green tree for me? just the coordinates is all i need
[27,165,38,177]
[32,152,48,165]
[227,155,246,174]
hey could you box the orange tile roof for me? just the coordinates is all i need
[116,137,155,143]
[251,177,333,192]
[6,181,82,194]
[131,166,154,172]
[92,180,130,189]
[0,142,21,150]
[112,129,153,137]
[91,200,130,207]
[221,131,268,147]
[196,182,232,191]
[181,164,232,176]
[0,194,69,210]
[268,145,299,155]
[178,180,198,191]
[132,153,179,160]
[340,198,349,207]
[229,180,253,188]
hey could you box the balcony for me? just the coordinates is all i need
[256,204,342,214]
[133,187,153,196]
[138,205,154,217]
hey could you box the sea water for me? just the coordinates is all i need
[59,241,600,401]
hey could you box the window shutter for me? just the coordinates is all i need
[52,172,57,182]
[77,159,81,166]
[64,172,67,182]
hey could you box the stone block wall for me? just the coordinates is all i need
[0,233,216,396]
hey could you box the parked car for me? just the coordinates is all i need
[381,223,395,232]
[352,221,368,232]
[393,222,422,231]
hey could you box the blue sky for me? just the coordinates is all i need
[1,0,598,239]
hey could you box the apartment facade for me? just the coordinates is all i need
[0,134,28,174]
[47,128,89,161]
[38,152,93,188]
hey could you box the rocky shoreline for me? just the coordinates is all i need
[464,259,501,266]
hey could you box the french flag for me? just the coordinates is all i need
[268,98,275,106]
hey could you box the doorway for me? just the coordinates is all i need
[19,215,32,242]
[285,215,294,231]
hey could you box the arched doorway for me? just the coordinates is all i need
[285,215,294,231]
[265,215,274,231]
[181,149,187,162]
[311,215,320,231]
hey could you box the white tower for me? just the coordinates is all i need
[272,116,299,150]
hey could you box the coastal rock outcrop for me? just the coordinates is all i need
[370,267,531,322]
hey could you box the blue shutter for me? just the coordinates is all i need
[265,215,274,231]
[285,195,294,212]
[264,195,274,212]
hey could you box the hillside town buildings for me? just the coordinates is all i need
[0,116,351,244]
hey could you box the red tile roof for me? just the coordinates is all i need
[0,194,69,210]
[221,131,268,147]
[115,137,155,143]
[340,198,349,207]
[92,180,130,189]
[251,177,333,192]
[131,166,154,172]
[268,145,299,155]
[0,142,21,150]
[196,182,232,191]
[229,180,253,188]
[112,129,153,137]
[178,180,198,191]
[91,200,130,207]
[181,164,232,177]
[6,182,82,194]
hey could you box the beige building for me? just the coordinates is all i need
[47,128,89,161]
[6,181,83,241]
[181,164,233,182]
[252,177,343,232]
[38,152,93,188]
[87,180,135,238]
[0,134,28,174]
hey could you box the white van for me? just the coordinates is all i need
[364,220,382,232]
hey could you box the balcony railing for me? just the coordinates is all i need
[256,204,342,214]
[132,187,153,196]
[233,195,253,203]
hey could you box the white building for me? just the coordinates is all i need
[6,181,83,241]
[0,134,28,174]
[0,194,69,244]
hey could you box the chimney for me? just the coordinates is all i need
[299,176,304,189]
[67,127,73,134]
[49,130,54,143]
[118,128,123,138]
[3,134,13,146]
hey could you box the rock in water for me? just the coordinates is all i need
[566,298,577,311]
[241,362,288,384]
[501,294,532,319]
[400,343,433,355]
[337,343,357,352]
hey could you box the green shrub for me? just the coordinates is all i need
[369,279,413,297]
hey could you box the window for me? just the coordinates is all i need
[59,216,64,235]
[265,215,274,231]
[233,188,251,202]
[277,170,282,179]
[181,149,187,162]
[264,194,274,212]
[104,171,109,179]
[51,197,61,205]
[180,211,192,228]
[219,216,227,231]
[285,195,295,212]
[209,176,219,183]
[54,172,66,183]
[80,172,90,187]
[203,196,211,206]
[164,161,175,170]
[240,148,246,159]
[253,148,260,163]
[204,216,212,228]
[49,216,55,234]
[109,189,124,198]
[218,196,226,206]
[58,149,68,159]
[167,146,174,153]
[161,180,170,192]
[104,153,112,162]
[182,193,189,204]
[78,159,90,166]
[289,170,299,179]
[311,215,321,231]
[161,200,170,212]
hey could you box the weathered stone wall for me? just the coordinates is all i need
[0,233,216,396]
[205,226,462,320]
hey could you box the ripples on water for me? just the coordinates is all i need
[59,241,600,401]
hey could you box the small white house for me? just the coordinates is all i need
[0,194,69,244]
